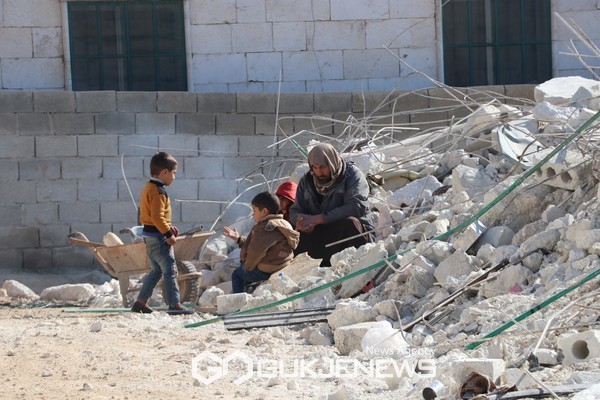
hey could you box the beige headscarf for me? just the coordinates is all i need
[307,143,344,195]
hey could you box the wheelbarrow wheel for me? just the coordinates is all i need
[161,260,200,304]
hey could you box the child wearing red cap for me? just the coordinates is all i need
[275,181,297,223]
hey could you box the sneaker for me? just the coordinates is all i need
[131,301,153,314]
[166,303,194,315]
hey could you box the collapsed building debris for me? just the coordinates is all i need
[3,75,600,399]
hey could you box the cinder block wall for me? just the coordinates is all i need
[0,85,534,272]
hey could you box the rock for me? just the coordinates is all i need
[327,300,378,329]
[572,383,600,400]
[387,176,442,207]
[308,329,333,346]
[216,293,251,314]
[199,270,220,290]
[360,322,408,359]
[2,280,39,300]
[40,284,95,303]
[90,321,103,332]
[336,242,388,299]
[519,229,561,258]
[557,330,600,365]
[197,286,224,308]
[287,381,299,390]
[534,76,600,105]
[102,232,123,246]
[433,251,478,286]
[333,321,389,356]
[452,164,496,199]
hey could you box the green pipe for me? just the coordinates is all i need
[465,267,600,350]
[186,110,600,329]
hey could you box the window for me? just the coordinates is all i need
[68,1,187,91]
[442,0,552,86]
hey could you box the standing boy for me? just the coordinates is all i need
[223,192,300,293]
[131,152,193,315]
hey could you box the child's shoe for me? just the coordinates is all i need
[131,300,153,314]
[166,303,194,315]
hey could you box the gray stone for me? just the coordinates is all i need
[96,113,136,134]
[76,91,116,112]
[157,92,197,112]
[53,114,94,135]
[116,92,157,112]
[0,90,33,112]
[34,92,75,112]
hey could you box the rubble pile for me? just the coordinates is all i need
[3,76,600,398]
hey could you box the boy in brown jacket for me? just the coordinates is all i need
[223,191,299,293]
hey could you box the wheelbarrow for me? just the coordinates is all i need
[68,230,215,307]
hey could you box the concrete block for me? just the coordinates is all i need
[352,91,392,113]
[518,229,561,258]
[312,21,365,51]
[0,136,35,158]
[78,135,119,156]
[278,93,313,113]
[61,158,102,179]
[117,179,145,201]
[0,226,39,249]
[193,54,247,85]
[501,368,539,390]
[0,181,36,204]
[0,113,18,134]
[18,203,59,226]
[190,0,236,24]
[158,135,199,157]
[2,59,63,89]
[59,202,100,224]
[34,91,75,112]
[39,224,71,247]
[265,0,313,21]
[78,180,118,202]
[343,49,400,79]
[198,93,236,113]
[236,0,265,22]
[118,135,159,156]
[180,201,221,224]
[0,90,32,112]
[504,84,535,103]
[96,113,136,134]
[333,321,386,355]
[198,135,238,156]
[136,113,175,134]
[390,0,434,18]
[331,0,389,20]
[198,178,237,202]
[224,156,264,179]
[176,113,215,135]
[443,358,505,383]
[19,159,61,180]
[103,156,144,179]
[532,148,591,191]
[116,92,157,112]
[168,179,199,200]
[184,157,224,179]
[247,52,282,83]
[216,292,252,314]
[37,180,77,202]
[53,113,94,135]
[4,0,60,25]
[477,226,515,248]
[273,22,306,51]
[314,92,352,113]
[255,113,293,135]
[75,91,116,112]
[157,92,197,113]
[238,135,277,157]
[17,113,51,135]
[32,27,62,58]
[0,27,32,58]
[558,330,600,365]
[53,246,95,269]
[23,248,53,272]
[283,50,343,81]
[237,93,277,114]
[0,204,21,225]
[100,202,138,224]
[0,249,22,270]
[216,114,254,135]
[231,23,273,52]
[191,24,232,54]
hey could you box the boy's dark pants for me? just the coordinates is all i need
[231,264,271,294]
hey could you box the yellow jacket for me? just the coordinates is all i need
[139,179,173,237]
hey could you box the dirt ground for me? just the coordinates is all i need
[0,303,411,400]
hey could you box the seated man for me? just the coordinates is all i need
[290,143,373,267]
[223,191,300,293]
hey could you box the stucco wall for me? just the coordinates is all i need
[0,85,535,272]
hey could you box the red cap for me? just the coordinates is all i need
[275,181,297,203]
